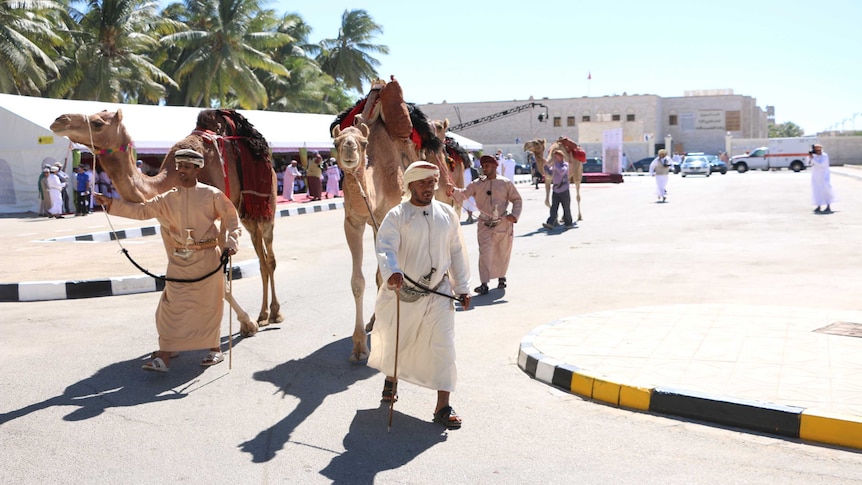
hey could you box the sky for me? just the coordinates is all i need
[270,0,861,135]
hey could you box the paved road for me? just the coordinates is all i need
[3,169,862,484]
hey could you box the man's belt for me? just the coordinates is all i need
[399,276,445,303]
[174,239,218,251]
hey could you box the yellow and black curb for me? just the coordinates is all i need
[519,322,862,451]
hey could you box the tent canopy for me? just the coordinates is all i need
[0,94,482,213]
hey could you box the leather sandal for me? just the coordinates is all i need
[142,357,169,373]
[381,380,398,403]
[433,405,462,429]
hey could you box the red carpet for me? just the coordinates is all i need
[582,173,624,184]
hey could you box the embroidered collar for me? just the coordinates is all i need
[95,143,133,156]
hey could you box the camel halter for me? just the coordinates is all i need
[83,115,230,283]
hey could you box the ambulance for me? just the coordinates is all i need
[730,137,817,173]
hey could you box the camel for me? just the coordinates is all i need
[524,136,584,221]
[329,76,448,361]
[50,109,283,337]
[428,118,465,211]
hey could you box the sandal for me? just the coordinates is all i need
[381,380,398,403]
[142,357,169,373]
[433,406,462,429]
[200,351,224,367]
[497,278,507,289]
[474,283,489,295]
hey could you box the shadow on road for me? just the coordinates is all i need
[319,405,448,484]
[0,340,248,424]
[238,337,377,463]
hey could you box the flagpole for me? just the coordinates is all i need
[587,70,591,97]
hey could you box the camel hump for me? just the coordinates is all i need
[379,77,412,139]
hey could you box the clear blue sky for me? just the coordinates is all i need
[274,0,860,135]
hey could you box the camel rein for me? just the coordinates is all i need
[350,170,464,304]
[85,115,230,284]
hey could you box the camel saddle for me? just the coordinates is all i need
[558,137,587,163]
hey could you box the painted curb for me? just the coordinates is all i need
[518,321,862,451]
[2,200,340,302]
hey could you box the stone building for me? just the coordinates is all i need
[418,89,769,163]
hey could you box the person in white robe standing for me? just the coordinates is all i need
[649,149,672,203]
[46,166,66,218]
[809,143,835,214]
[368,161,472,430]
[284,160,300,201]
[324,158,341,198]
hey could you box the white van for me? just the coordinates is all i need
[730,137,815,173]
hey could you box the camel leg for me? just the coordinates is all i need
[544,180,552,208]
[225,291,258,337]
[345,217,369,362]
[261,222,283,324]
[243,220,280,326]
[575,182,582,221]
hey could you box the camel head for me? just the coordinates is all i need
[430,119,449,143]
[523,138,547,157]
[332,123,370,173]
[50,109,131,152]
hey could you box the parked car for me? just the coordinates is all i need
[632,156,654,172]
[515,161,531,174]
[680,155,711,177]
[706,154,728,174]
[582,157,603,173]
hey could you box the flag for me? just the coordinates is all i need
[587,71,592,80]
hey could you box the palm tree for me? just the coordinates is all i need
[0,0,68,95]
[159,0,291,109]
[48,0,179,103]
[258,12,352,114]
[316,9,388,93]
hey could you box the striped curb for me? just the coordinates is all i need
[6,200,343,302]
[518,320,862,451]
[0,259,259,302]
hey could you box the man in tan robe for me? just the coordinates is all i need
[449,155,522,295]
[95,149,241,373]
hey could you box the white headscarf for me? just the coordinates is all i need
[402,161,439,200]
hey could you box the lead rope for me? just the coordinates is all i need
[85,115,228,283]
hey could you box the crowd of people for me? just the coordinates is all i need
[35,140,836,431]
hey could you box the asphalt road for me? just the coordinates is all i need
[3,169,862,484]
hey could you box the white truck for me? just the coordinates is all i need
[730,137,816,173]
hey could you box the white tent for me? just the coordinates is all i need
[0,93,482,214]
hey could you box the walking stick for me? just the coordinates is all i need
[228,254,233,370]
[388,294,400,432]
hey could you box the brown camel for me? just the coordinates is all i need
[50,109,283,337]
[524,137,584,221]
[523,138,552,207]
[329,77,447,361]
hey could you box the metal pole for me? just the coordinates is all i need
[228,254,233,370]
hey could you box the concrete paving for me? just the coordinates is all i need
[3,168,862,453]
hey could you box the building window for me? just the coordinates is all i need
[669,114,678,126]
[567,116,575,127]
[725,111,741,131]
[553,116,561,127]
[612,114,621,121]
[582,115,590,122]
[626,114,635,122]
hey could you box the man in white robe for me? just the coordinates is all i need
[46,166,65,218]
[368,161,472,429]
[284,160,300,201]
[649,149,672,202]
[809,143,835,214]
[95,149,241,373]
